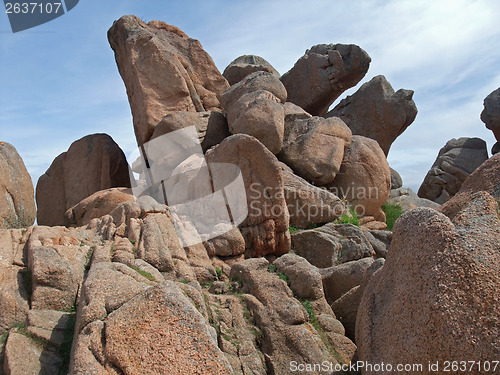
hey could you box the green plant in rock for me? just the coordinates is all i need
[382,203,404,230]
[267,264,277,273]
[129,238,136,245]
[335,207,360,226]
[215,267,222,279]
[289,225,298,234]
[129,265,155,282]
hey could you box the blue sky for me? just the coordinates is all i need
[1,0,499,193]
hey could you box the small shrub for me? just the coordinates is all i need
[306,223,318,229]
[289,225,298,234]
[335,207,360,226]
[129,239,136,245]
[382,203,404,230]
[267,264,277,273]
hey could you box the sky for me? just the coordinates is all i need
[1,0,499,194]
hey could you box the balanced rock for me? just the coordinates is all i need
[108,15,229,146]
[326,135,391,222]
[418,137,488,204]
[480,87,500,146]
[440,152,500,219]
[356,193,500,372]
[281,43,371,116]
[326,75,417,155]
[223,55,280,85]
[205,134,291,257]
[36,134,131,227]
[279,116,352,185]
[281,163,345,228]
[0,142,36,229]
[389,167,403,189]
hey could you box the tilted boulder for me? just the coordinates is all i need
[205,134,291,257]
[480,87,500,152]
[356,193,500,372]
[108,15,229,146]
[223,55,280,85]
[440,152,500,219]
[326,135,391,222]
[0,142,36,229]
[281,163,345,228]
[279,116,352,185]
[281,43,371,116]
[36,134,130,227]
[418,137,488,204]
[326,75,417,155]
[390,167,403,189]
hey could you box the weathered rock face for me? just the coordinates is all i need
[279,116,352,185]
[223,55,280,85]
[356,193,500,373]
[480,87,500,145]
[388,187,440,211]
[326,135,391,222]
[231,258,356,373]
[281,43,371,116]
[281,163,345,228]
[151,110,230,152]
[291,223,375,268]
[440,152,500,220]
[326,75,417,155]
[36,134,131,227]
[205,134,291,257]
[418,137,488,204]
[0,142,36,229]
[108,15,229,146]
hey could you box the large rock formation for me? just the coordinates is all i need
[223,55,280,85]
[326,75,417,155]
[0,142,36,229]
[36,134,131,226]
[326,135,391,222]
[108,15,229,146]
[281,44,371,116]
[206,135,291,257]
[279,116,352,185]
[356,193,500,373]
[418,137,488,204]
[480,87,500,154]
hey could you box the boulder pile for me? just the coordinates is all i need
[0,14,498,375]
